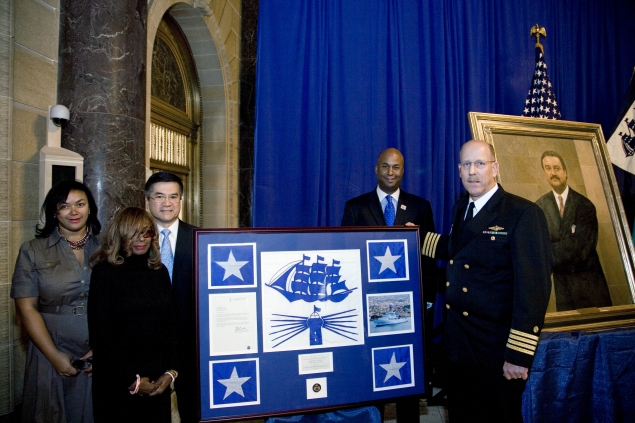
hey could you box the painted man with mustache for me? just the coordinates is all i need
[535,150,612,311]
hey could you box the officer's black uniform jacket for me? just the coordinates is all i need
[422,185,552,369]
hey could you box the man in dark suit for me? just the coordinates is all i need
[421,140,552,423]
[535,150,612,311]
[145,171,198,423]
[342,147,436,422]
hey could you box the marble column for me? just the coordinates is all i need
[58,0,147,224]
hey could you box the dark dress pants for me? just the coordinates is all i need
[447,360,525,423]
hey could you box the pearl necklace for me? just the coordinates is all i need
[58,226,90,250]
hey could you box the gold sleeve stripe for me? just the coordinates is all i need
[506,342,535,356]
[507,338,537,352]
[510,329,539,341]
[508,333,538,347]
[422,232,440,257]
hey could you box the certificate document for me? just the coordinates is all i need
[209,292,258,356]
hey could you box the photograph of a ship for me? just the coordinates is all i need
[367,293,414,336]
[261,250,365,352]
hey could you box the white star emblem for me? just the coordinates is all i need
[380,352,406,382]
[374,247,401,274]
[218,366,251,400]
[216,250,248,281]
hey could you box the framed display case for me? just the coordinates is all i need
[469,112,635,331]
[195,227,427,421]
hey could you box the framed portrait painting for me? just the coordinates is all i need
[468,112,635,331]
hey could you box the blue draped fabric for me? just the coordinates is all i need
[523,328,635,423]
[253,0,635,232]
[266,406,381,423]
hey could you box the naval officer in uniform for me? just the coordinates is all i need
[421,140,552,423]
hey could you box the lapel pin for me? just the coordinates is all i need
[400,205,406,210]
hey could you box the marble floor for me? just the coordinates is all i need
[4,396,449,423]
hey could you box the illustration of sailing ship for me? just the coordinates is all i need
[267,255,357,302]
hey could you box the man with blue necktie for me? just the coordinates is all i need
[145,171,198,423]
[341,148,437,422]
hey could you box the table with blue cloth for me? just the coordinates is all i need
[267,327,635,423]
[522,327,635,423]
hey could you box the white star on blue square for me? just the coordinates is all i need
[372,345,414,391]
[208,243,256,288]
[211,359,259,406]
[367,240,409,282]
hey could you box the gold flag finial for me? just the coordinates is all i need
[530,24,546,54]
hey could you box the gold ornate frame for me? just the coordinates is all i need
[468,112,635,331]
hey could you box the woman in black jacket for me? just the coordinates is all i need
[89,207,178,423]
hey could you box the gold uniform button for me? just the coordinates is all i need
[449,260,454,265]
[80,302,85,306]
[462,287,468,292]
[533,326,539,333]
[80,293,85,297]
[80,280,85,284]
[491,236,495,241]
[446,281,450,287]
[464,264,470,269]
[462,311,469,316]
[445,304,450,309]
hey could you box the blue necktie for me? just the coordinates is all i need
[161,229,174,281]
[384,195,396,226]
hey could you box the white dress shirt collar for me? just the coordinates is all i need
[551,185,570,206]
[156,219,179,256]
[376,186,401,204]
[469,184,499,217]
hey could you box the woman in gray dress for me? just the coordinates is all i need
[11,180,101,423]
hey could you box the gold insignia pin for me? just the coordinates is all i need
[489,225,504,231]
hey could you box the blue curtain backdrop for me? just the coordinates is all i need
[253,0,635,232]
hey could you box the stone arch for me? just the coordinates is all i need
[147,0,239,227]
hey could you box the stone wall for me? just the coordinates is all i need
[1,0,241,414]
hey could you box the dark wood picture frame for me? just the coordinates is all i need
[194,227,427,421]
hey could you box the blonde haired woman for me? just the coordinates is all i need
[88,207,177,423]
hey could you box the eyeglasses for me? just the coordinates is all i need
[458,160,496,170]
[139,230,155,239]
[148,194,181,203]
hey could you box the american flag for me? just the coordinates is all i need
[522,47,561,119]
